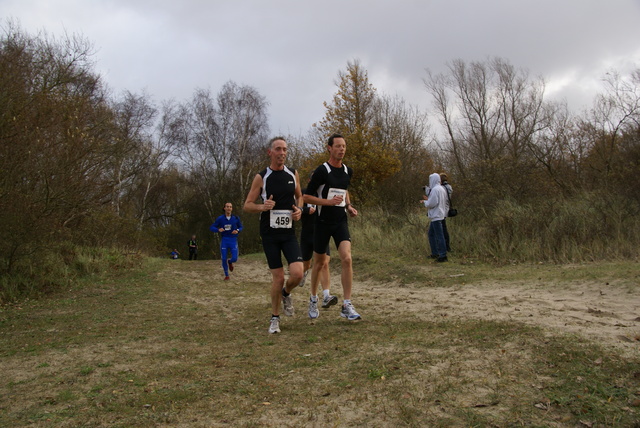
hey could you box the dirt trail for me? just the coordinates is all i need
[218,259,640,357]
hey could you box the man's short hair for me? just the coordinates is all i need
[268,136,287,149]
[327,133,344,147]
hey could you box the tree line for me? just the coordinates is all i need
[1,23,639,284]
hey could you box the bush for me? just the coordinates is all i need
[0,245,143,303]
[351,193,640,265]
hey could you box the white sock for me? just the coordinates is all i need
[323,289,330,299]
[310,295,318,302]
[343,299,351,306]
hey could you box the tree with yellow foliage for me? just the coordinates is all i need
[313,60,400,205]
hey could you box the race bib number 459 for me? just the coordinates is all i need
[269,210,293,228]
[327,188,347,207]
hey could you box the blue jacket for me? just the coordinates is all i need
[210,215,243,238]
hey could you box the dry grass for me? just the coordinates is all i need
[1,256,639,427]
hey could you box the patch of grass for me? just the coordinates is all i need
[354,246,640,291]
[79,366,94,376]
[350,205,640,266]
[0,257,638,427]
[0,245,144,303]
[367,367,390,380]
[56,389,76,403]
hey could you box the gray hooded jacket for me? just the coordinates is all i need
[423,173,447,221]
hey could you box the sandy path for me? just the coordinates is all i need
[381,280,640,356]
[230,259,640,357]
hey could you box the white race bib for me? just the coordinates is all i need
[224,224,231,231]
[327,188,347,207]
[269,210,293,228]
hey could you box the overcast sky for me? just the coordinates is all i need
[3,0,640,135]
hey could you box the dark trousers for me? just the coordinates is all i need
[428,220,447,259]
[442,219,451,251]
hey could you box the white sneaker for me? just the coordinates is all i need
[340,302,361,321]
[322,294,338,308]
[308,297,319,319]
[268,316,280,334]
[282,289,294,317]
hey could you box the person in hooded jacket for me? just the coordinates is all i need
[421,172,448,262]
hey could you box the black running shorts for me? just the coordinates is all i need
[313,222,350,255]
[261,234,303,269]
[301,234,330,261]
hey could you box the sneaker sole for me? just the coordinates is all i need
[322,296,338,308]
[340,313,362,321]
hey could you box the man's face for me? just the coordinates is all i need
[328,137,346,160]
[224,203,233,215]
[268,139,287,166]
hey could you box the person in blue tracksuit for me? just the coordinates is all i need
[210,202,243,280]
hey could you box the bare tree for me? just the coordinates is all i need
[165,82,269,220]
[108,91,158,219]
[373,94,434,213]
[526,101,582,192]
[424,57,551,200]
[216,82,269,198]
[582,69,640,178]
[493,58,548,160]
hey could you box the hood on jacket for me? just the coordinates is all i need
[428,172,441,189]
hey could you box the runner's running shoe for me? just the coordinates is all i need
[224,276,230,281]
[229,262,234,272]
[308,297,319,319]
[268,316,280,334]
[282,289,294,316]
[340,302,361,321]
[298,269,308,287]
[322,295,338,308]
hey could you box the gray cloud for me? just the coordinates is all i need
[3,0,640,134]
